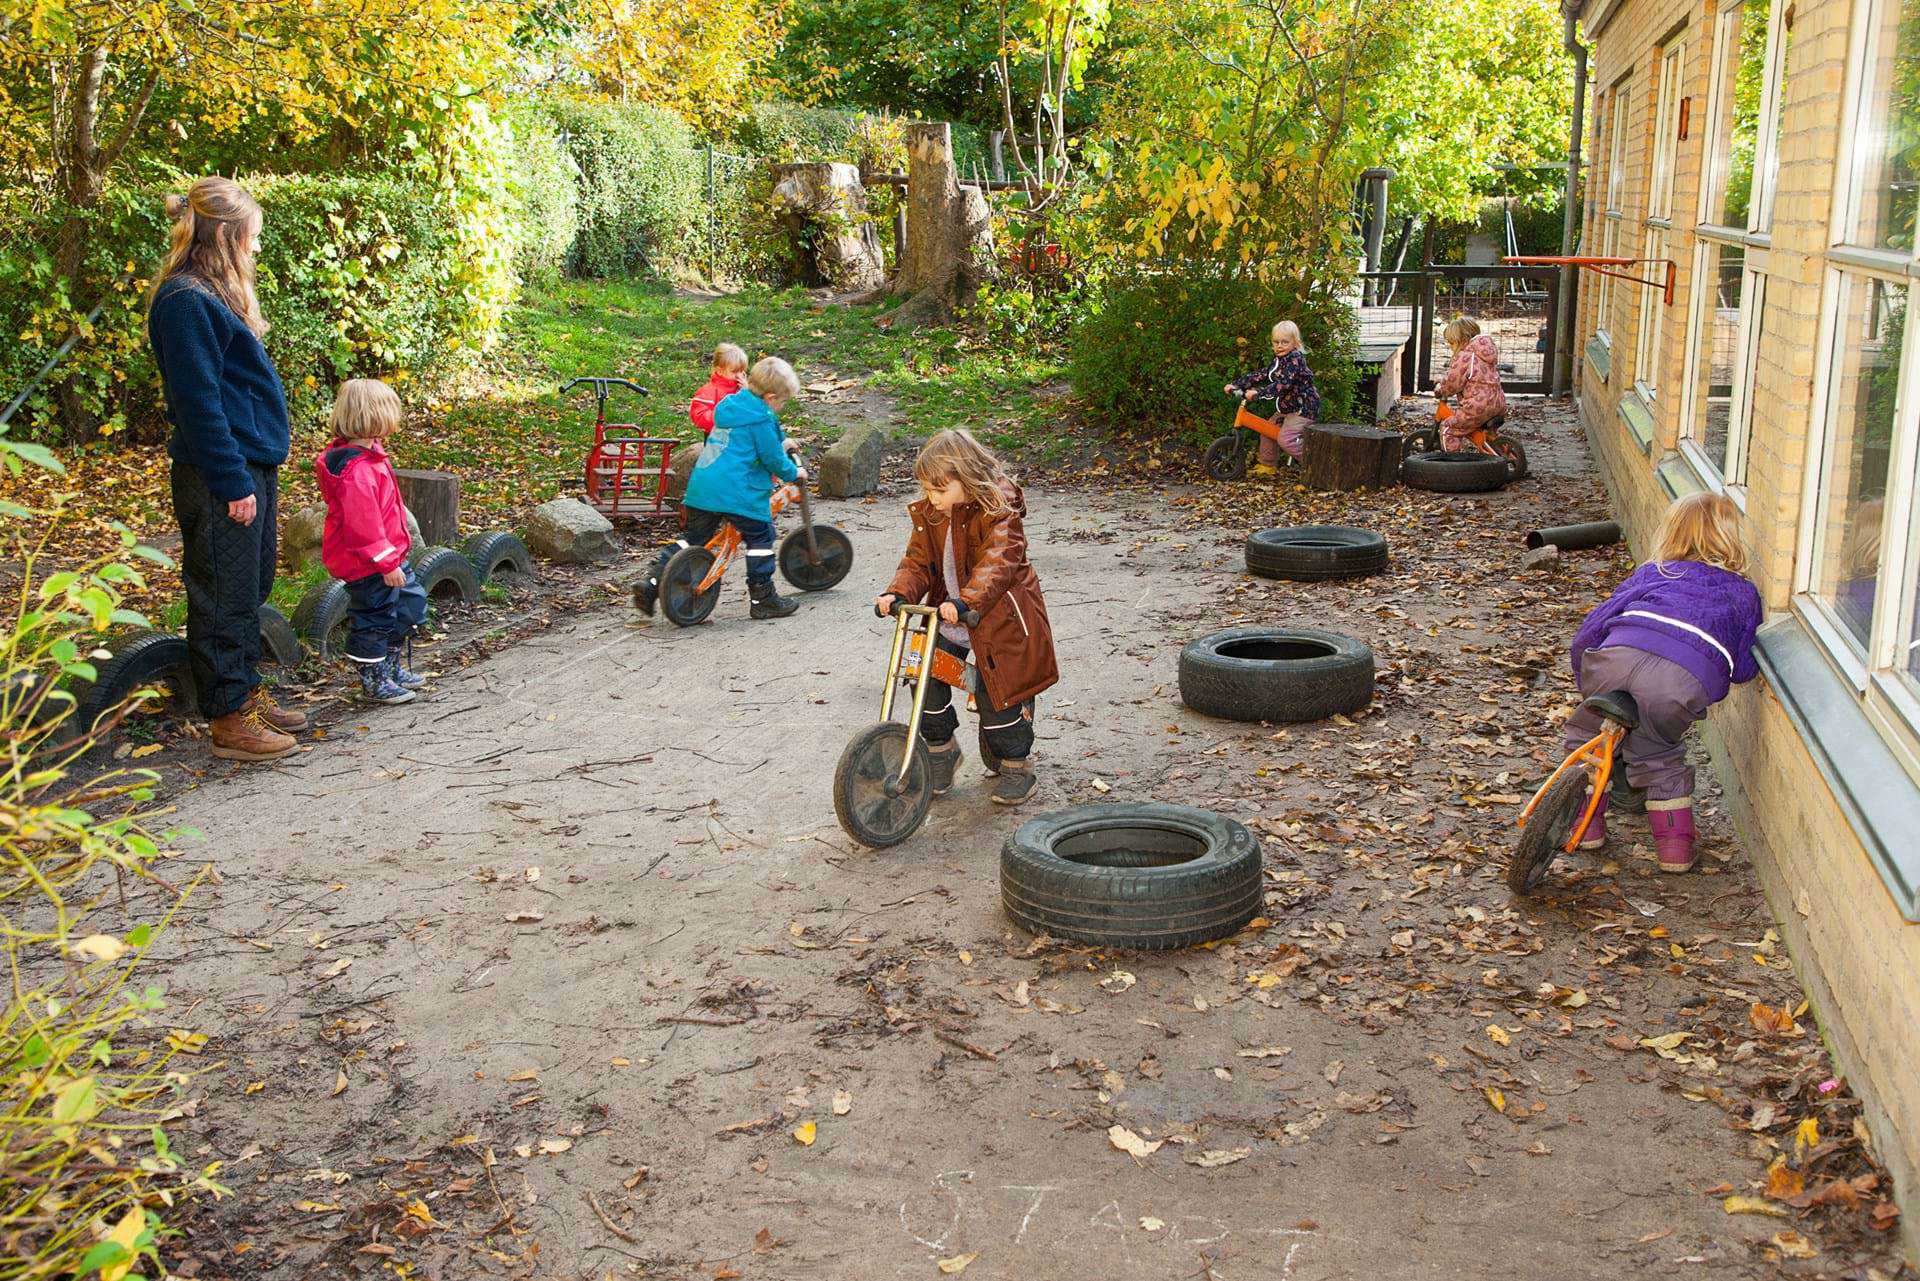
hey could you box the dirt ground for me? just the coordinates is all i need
[137,401,1909,1281]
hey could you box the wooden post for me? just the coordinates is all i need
[395,469,460,545]
[1302,424,1402,493]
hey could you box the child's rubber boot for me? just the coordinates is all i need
[209,703,297,762]
[927,741,962,795]
[1648,799,1697,873]
[749,579,799,620]
[991,760,1036,806]
[632,576,658,617]
[1572,789,1607,850]
[358,657,416,705]
[1608,773,1649,814]
[390,645,426,690]
[1252,463,1280,476]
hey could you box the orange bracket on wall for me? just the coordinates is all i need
[1502,255,1678,306]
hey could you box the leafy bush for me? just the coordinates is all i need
[544,96,707,279]
[733,101,863,161]
[503,107,583,288]
[0,437,224,1278]
[2,172,507,443]
[1068,269,1358,439]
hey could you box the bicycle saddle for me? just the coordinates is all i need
[1581,689,1640,730]
[1487,414,1507,431]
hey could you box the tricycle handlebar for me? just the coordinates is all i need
[878,600,982,628]
[563,376,649,398]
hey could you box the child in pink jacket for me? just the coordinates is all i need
[1433,318,1507,449]
[316,379,428,704]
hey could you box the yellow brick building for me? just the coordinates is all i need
[1567,0,1920,1247]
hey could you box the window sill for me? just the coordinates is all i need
[1586,335,1613,382]
[1754,613,1920,921]
[1669,440,1748,509]
[1617,392,1655,455]
[1654,450,1708,499]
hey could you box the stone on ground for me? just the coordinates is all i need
[819,424,888,498]
[1520,544,1561,573]
[286,503,423,571]
[523,498,616,563]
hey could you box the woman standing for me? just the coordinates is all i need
[147,178,307,760]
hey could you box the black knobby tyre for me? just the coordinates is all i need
[461,531,535,583]
[79,631,194,732]
[1401,426,1442,458]
[1000,803,1263,950]
[779,525,854,592]
[258,604,304,666]
[1178,626,1373,723]
[1203,435,1251,481]
[1402,450,1510,494]
[291,580,352,658]
[1493,437,1531,482]
[1245,525,1389,582]
[834,722,934,848]
[659,546,721,627]
[413,546,481,603]
[1509,770,1588,894]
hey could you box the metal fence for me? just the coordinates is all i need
[1351,265,1562,397]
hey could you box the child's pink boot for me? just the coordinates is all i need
[1572,789,1607,850]
[1647,799,1697,873]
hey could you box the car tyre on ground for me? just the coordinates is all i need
[1178,626,1374,723]
[1402,450,1510,494]
[1000,803,1264,950]
[1245,526,1388,581]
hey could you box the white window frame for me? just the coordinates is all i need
[1794,0,1920,778]
[1636,43,1686,401]
[1677,0,1793,489]
[1598,83,1630,346]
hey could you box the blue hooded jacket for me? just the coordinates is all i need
[683,388,800,521]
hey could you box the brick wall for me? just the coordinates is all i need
[1571,0,1920,1254]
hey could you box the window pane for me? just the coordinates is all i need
[1850,0,1920,250]
[1814,274,1904,650]
[1903,453,1920,694]
[1706,1,1765,226]
[1687,242,1747,471]
[1757,17,1794,230]
[1608,89,1629,213]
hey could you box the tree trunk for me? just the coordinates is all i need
[1302,424,1402,492]
[770,162,886,291]
[395,470,461,546]
[861,122,996,330]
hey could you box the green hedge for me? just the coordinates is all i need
[1,172,506,443]
[503,105,583,287]
[1069,271,1358,439]
[544,97,708,279]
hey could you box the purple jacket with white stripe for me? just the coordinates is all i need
[1570,560,1762,703]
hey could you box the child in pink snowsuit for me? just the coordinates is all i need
[1433,318,1507,450]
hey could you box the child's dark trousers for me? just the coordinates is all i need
[654,505,777,587]
[344,566,429,664]
[917,635,1035,760]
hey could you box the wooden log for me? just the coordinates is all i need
[1302,424,1402,493]
[395,469,460,545]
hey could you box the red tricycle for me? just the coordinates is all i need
[1203,401,1293,481]
[570,377,681,520]
[652,461,854,626]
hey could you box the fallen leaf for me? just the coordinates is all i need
[753,1227,781,1253]
[321,957,353,978]
[1766,1157,1805,1200]
[714,1267,743,1280]
[1770,1229,1818,1259]
[331,1070,347,1096]
[404,1199,441,1228]
[1012,980,1031,1007]
[832,1090,852,1116]
[936,1253,978,1274]
[611,1057,631,1067]
[1795,1117,1820,1151]
[1237,1045,1291,1059]
[1092,778,1111,793]
[1186,1148,1252,1168]
[505,910,545,924]
[793,1121,817,1146]
[524,866,540,882]
[294,1200,342,1213]
[1486,1025,1511,1047]
[958,949,973,966]
[538,1138,572,1155]
[1484,1087,1506,1113]
[1723,1195,1789,1218]
[1108,1125,1163,1159]
[71,934,129,963]
[1100,970,1136,993]
[1139,1216,1166,1231]
[244,1080,264,1095]
[507,1069,538,1083]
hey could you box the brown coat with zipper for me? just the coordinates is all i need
[886,480,1058,709]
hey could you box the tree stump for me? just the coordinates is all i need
[395,469,460,545]
[771,162,886,290]
[1302,424,1401,493]
[860,122,996,329]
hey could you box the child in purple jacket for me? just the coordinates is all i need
[1564,492,1761,872]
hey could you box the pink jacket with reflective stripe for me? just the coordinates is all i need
[316,439,410,582]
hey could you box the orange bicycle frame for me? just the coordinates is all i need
[690,481,800,593]
[1517,723,1625,854]
[1233,402,1283,442]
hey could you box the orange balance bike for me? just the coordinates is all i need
[833,601,982,849]
[1403,402,1530,481]
[654,464,854,627]
[1508,689,1642,893]
[1204,400,1296,481]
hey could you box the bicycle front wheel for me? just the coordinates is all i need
[1509,769,1587,895]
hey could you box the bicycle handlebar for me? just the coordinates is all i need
[563,376,649,399]
[877,600,982,628]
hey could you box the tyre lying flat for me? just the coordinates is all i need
[1001,803,1263,950]
[1178,626,1374,723]
[1245,525,1388,582]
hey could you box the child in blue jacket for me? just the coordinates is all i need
[634,356,805,620]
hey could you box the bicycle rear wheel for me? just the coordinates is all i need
[660,546,722,627]
[1509,769,1587,895]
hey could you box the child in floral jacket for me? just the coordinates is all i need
[1434,318,1507,449]
[1225,320,1321,472]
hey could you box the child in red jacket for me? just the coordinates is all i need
[689,343,748,436]
[316,379,428,704]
